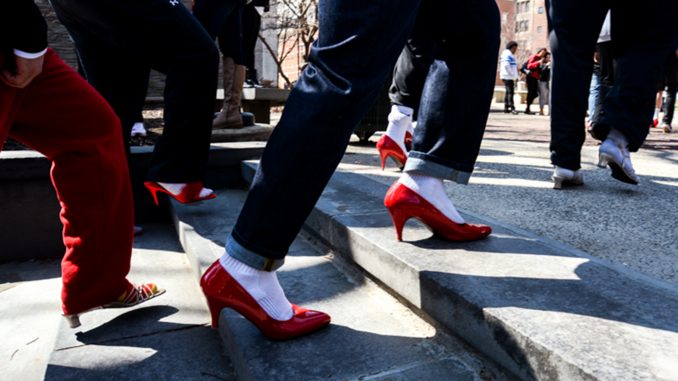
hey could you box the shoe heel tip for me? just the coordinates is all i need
[64,314,81,328]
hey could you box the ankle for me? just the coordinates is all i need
[398,173,465,224]
[219,253,293,321]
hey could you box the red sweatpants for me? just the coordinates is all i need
[0,49,134,315]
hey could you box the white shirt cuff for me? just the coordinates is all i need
[14,48,48,59]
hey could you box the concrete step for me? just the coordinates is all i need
[0,142,264,262]
[238,161,678,381]
[0,223,237,381]
[171,189,510,381]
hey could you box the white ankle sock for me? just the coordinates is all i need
[398,173,465,224]
[385,105,414,153]
[219,252,293,321]
[157,182,213,198]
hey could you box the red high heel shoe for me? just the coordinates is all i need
[404,131,413,151]
[383,182,492,242]
[200,261,331,340]
[376,135,407,170]
[144,181,216,205]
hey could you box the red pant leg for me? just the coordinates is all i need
[6,50,133,315]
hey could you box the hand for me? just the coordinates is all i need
[1,54,44,88]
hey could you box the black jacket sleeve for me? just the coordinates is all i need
[2,0,48,54]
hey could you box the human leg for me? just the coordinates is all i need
[547,0,609,171]
[525,75,539,113]
[203,0,422,340]
[539,80,549,114]
[596,0,678,183]
[662,61,677,132]
[51,0,219,186]
[380,0,436,167]
[389,0,499,241]
[503,79,516,113]
[4,50,163,322]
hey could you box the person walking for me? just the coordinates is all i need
[524,48,547,115]
[376,0,437,170]
[194,0,256,129]
[500,41,520,114]
[548,0,678,188]
[659,48,678,133]
[538,52,551,116]
[49,0,219,204]
[200,0,499,340]
[1,0,164,329]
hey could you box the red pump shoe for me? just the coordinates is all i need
[384,182,492,242]
[144,181,216,205]
[200,261,331,340]
[404,131,413,151]
[376,135,407,170]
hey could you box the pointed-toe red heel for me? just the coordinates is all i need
[383,182,492,242]
[376,135,407,170]
[144,181,216,205]
[200,261,331,340]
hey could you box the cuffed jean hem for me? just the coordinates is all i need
[403,155,472,185]
[226,234,285,272]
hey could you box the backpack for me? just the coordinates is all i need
[520,61,531,76]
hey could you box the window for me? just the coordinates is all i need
[515,20,530,33]
[537,26,543,33]
[538,6,545,14]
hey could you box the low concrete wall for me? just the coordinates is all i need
[0,143,264,262]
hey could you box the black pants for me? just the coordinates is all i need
[663,57,678,125]
[590,41,613,128]
[242,4,261,72]
[503,79,516,111]
[388,0,436,118]
[50,0,219,182]
[547,0,678,170]
[193,0,245,63]
[525,75,539,111]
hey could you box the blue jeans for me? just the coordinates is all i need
[228,0,500,270]
[588,70,600,119]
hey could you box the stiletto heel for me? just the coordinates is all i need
[384,182,491,242]
[200,261,331,340]
[148,187,160,206]
[206,297,223,328]
[376,135,407,170]
[144,181,216,204]
[387,208,408,241]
